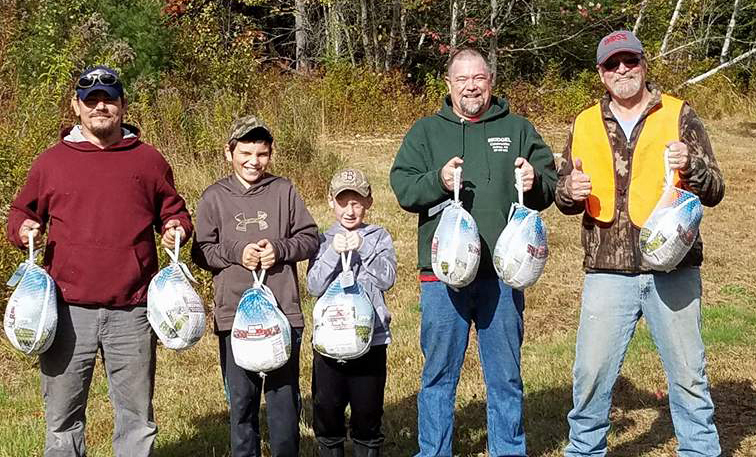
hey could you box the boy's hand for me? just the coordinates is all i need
[242,243,261,270]
[257,239,276,269]
[345,231,362,251]
[332,233,348,253]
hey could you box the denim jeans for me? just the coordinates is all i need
[416,279,526,457]
[565,268,721,456]
[40,304,157,457]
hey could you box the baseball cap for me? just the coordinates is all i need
[75,66,124,100]
[329,168,371,198]
[227,115,273,144]
[596,30,644,65]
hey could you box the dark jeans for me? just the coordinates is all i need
[312,344,387,450]
[219,327,303,457]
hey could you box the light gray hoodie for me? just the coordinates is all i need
[306,223,396,345]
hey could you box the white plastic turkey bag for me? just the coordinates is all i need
[640,148,703,271]
[147,236,206,350]
[231,270,292,374]
[4,232,58,355]
[312,250,375,361]
[493,168,549,289]
[431,167,481,288]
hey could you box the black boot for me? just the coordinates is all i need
[317,444,345,457]
[353,443,381,457]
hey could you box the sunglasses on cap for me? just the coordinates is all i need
[601,55,641,71]
[76,71,119,89]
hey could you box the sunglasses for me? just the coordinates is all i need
[76,72,119,89]
[602,56,641,71]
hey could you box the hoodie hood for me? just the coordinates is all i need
[437,95,510,123]
[216,173,280,196]
[60,123,142,152]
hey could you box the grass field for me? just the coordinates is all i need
[1,118,756,457]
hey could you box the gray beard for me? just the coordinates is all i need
[460,97,485,117]
[612,77,643,99]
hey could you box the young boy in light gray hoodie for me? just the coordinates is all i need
[307,168,397,457]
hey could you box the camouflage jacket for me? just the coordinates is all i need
[555,83,725,273]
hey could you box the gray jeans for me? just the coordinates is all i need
[40,304,157,457]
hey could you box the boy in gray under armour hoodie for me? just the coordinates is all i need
[192,115,318,457]
[307,168,397,457]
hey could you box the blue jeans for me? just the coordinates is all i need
[416,279,526,457]
[565,268,721,456]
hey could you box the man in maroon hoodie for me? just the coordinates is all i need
[6,66,193,457]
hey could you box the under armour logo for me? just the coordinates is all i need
[235,211,269,232]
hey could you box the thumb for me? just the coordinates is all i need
[574,158,584,173]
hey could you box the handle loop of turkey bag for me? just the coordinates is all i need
[252,269,266,289]
[28,231,34,264]
[341,250,353,272]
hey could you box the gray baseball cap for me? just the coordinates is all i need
[329,168,371,198]
[596,30,644,65]
[227,115,273,143]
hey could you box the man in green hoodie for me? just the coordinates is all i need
[390,48,556,456]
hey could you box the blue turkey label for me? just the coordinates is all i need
[6,262,28,287]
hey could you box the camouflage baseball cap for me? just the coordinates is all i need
[227,115,273,143]
[329,168,371,198]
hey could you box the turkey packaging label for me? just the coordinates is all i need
[312,250,375,361]
[640,149,703,271]
[431,167,481,289]
[4,233,57,355]
[147,238,206,350]
[231,271,292,373]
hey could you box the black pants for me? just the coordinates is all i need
[219,327,303,457]
[312,344,387,450]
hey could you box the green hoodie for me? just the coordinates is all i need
[390,95,557,279]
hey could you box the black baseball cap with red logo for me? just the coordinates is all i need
[596,30,644,65]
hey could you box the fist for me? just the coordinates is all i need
[257,239,277,269]
[567,158,592,202]
[332,232,348,253]
[514,157,535,192]
[18,219,43,249]
[242,243,261,270]
[161,219,185,249]
[666,141,690,170]
[345,231,362,251]
[440,156,464,192]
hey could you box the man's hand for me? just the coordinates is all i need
[242,243,261,270]
[567,158,592,202]
[345,231,362,251]
[161,220,185,249]
[514,157,535,192]
[257,239,277,270]
[18,219,43,249]
[666,141,690,171]
[440,157,464,191]
[332,232,348,253]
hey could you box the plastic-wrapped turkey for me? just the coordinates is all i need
[312,250,375,361]
[640,149,703,271]
[431,167,481,289]
[493,168,549,289]
[147,237,206,350]
[231,270,292,374]
[4,232,58,355]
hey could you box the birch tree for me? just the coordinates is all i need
[660,0,685,57]
[720,0,741,63]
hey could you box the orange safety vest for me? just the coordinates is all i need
[571,94,684,227]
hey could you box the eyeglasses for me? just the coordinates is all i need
[76,71,119,89]
[602,56,641,72]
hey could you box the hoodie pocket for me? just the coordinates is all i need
[50,243,145,305]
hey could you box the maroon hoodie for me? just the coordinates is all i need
[6,124,193,307]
